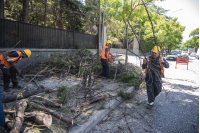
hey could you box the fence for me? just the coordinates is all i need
[0,19,98,49]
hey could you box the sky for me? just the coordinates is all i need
[155,0,199,43]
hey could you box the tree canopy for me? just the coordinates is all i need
[3,0,186,52]
[183,28,199,50]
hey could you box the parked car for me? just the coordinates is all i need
[181,51,189,57]
[166,52,178,61]
[190,52,196,57]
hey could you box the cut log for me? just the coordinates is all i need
[30,99,62,108]
[82,95,106,107]
[5,118,35,133]
[29,102,75,125]
[24,111,52,127]
[2,88,55,103]
[4,110,16,115]
[5,117,13,129]
[10,99,28,133]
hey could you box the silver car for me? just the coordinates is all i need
[181,51,188,57]
[166,52,178,61]
[190,52,196,57]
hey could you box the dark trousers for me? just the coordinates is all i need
[0,64,18,90]
[146,81,162,103]
[101,58,110,78]
[0,86,5,129]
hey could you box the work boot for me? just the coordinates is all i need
[12,85,22,89]
[146,102,154,109]
[4,88,10,92]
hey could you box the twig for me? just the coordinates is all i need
[141,0,157,46]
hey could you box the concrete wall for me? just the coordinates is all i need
[0,48,146,69]
[0,49,78,69]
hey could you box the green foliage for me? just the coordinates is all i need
[45,59,70,69]
[97,105,105,110]
[189,28,199,37]
[116,64,143,87]
[117,89,133,100]
[57,86,72,104]
[183,28,199,50]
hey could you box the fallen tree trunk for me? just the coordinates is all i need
[29,102,75,125]
[5,118,34,133]
[2,88,55,103]
[24,111,52,127]
[82,95,106,107]
[10,99,27,133]
[30,99,62,108]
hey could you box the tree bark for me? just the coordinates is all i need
[10,100,28,133]
[0,0,4,19]
[2,88,55,103]
[30,99,62,108]
[44,0,47,26]
[22,0,29,23]
[24,111,52,127]
[29,102,74,124]
[5,118,34,133]
[82,95,106,107]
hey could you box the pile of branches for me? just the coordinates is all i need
[110,62,144,89]
[22,48,103,79]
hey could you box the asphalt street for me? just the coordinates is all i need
[150,56,199,133]
[91,56,199,133]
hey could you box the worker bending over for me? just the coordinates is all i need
[100,40,113,79]
[142,46,169,109]
[0,49,31,92]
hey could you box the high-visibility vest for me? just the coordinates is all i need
[100,45,109,59]
[0,50,22,69]
[145,57,165,78]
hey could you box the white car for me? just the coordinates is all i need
[181,51,188,57]
[190,52,196,57]
[166,52,178,61]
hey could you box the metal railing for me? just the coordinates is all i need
[0,19,98,49]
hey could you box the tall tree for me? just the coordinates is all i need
[0,0,4,19]
[23,0,29,23]
[184,28,199,50]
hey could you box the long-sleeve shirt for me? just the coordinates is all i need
[142,56,169,85]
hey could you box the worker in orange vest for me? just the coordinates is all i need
[142,46,169,109]
[0,49,31,92]
[100,40,113,79]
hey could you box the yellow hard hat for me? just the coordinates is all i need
[151,46,160,53]
[24,49,31,57]
[106,40,112,44]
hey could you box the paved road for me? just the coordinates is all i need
[91,56,199,133]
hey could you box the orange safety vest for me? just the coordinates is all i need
[0,50,22,69]
[100,45,109,59]
[145,57,165,78]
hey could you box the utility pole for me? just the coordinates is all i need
[44,0,47,26]
[98,0,102,59]
[102,12,104,47]
[125,25,128,65]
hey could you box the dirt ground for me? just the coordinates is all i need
[1,73,136,133]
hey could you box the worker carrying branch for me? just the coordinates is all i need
[142,46,169,109]
[0,49,31,92]
[100,40,114,79]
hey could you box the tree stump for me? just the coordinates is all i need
[24,111,52,127]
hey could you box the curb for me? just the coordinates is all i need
[69,86,135,133]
